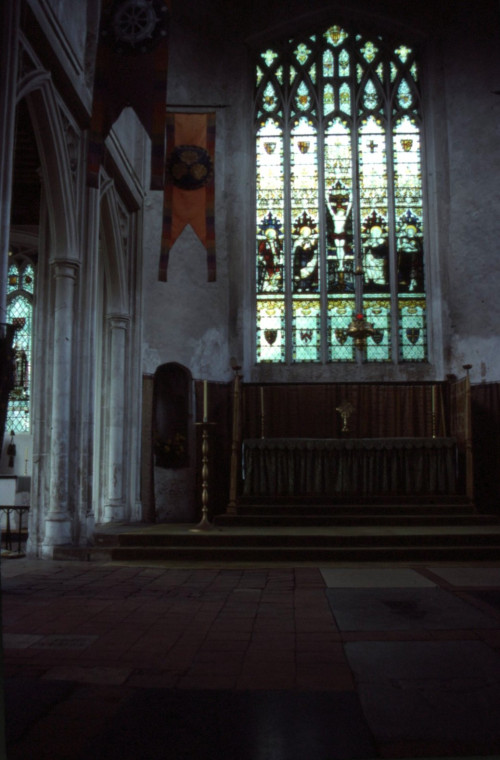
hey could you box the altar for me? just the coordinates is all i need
[242,437,458,498]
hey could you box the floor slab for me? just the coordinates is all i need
[427,567,500,587]
[326,587,499,631]
[4,678,75,745]
[321,568,435,588]
[3,634,43,650]
[344,640,500,747]
[80,689,377,760]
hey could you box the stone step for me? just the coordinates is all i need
[214,514,500,528]
[236,494,474,507]
[110,543,500,563]
[231,503,475,516]
[115,528,500,549]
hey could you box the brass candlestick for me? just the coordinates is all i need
[191,421,215,532]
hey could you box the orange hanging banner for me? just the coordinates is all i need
[159,112,216,282]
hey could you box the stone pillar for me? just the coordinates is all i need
[103,314,129,522]
[0,0,20,322]
[42,260,78,557]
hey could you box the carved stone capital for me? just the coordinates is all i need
[107,314,130,331]
[50,259,79,280]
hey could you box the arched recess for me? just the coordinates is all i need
[153,363,191,470]
[149,363,197,524]
[92,177,133,526]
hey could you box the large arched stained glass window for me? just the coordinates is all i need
[255,24,426,364]
[6,255,35,432]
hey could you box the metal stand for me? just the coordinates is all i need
[190,422,215,532]
[1,505,29,555]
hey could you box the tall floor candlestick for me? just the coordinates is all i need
[191,421,215,532]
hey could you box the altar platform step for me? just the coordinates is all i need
[106,522,500,564]
[215,498,498,528]
[234,494,474,508]
[214,513,499,528]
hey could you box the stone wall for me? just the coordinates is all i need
[142,0,500,388]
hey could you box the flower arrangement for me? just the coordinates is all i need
[154,432,188,469]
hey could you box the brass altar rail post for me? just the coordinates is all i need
[431,384,437,438]
[227,363,241,515]
[463,364,474,501]
[260,385,265,439]
[439,384,447,437]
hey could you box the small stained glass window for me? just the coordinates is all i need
[323,49,334,78]
[255,23,427,365]
[6,255,35,432]
[339,49,350,77]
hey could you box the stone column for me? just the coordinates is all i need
[0,0,20,322]
[42,260,78,557]
[103,314,129,522]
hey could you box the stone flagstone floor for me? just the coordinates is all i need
[2,558,500,759]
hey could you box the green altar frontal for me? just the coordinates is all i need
[242,437,457,498]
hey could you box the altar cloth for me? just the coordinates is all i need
[242,437,457,497]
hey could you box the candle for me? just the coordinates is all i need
[203,380,208,423]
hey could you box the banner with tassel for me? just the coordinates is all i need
[159,112,216,282]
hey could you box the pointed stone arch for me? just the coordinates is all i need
[99,179,128,316]
[16,74,78,261]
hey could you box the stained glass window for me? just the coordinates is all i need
[255,23,427,364]
[6,255,35,432]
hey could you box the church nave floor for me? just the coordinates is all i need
[2,558,500,759]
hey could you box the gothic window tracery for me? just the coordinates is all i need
[255,23,427,364]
